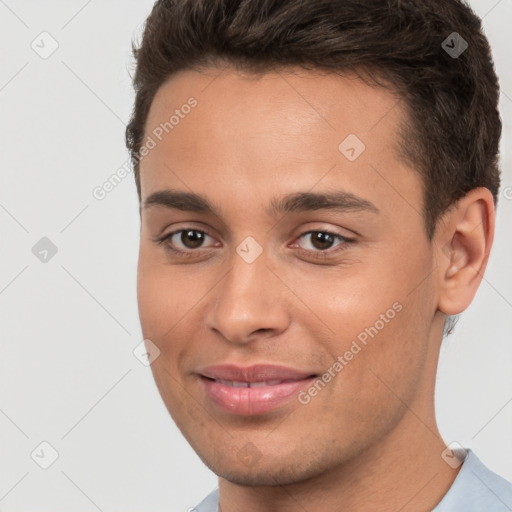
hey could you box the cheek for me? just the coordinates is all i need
[289,252,434,398]
[282,262,404,352]
[136,246,214,379]
[136,247,191,341]
[137,264,169,339]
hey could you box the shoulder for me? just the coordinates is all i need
[192,488,219,512]
[434,449,512,511]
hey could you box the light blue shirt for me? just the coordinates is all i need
[193,450,512,511]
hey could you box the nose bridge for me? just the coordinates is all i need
[207,241,288,343]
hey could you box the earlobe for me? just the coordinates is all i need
[436,188,495,316]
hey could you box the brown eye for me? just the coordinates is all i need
[293,230,355,262]
[310,232,336,250]
[157,228,217,254]
[179,230,206,249]
[299,231,341,251]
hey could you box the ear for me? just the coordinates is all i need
[435,187,495,316]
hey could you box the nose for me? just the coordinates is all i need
[204,250,290,346]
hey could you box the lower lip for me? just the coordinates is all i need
[200,376,316,416]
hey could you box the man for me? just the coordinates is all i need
[126,0,512,510]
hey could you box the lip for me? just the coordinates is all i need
[198,364,317,416]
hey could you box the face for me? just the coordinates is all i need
[137,67,443,485]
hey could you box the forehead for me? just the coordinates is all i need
[145,66,405,154]
[140,66,420,221]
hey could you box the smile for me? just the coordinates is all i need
[197,364,318,416]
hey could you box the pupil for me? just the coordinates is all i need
[182,230,204,248]
[312,232,333,250]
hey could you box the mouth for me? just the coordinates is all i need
[197,364,318,416]
[208,378,301,388]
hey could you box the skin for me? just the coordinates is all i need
[137,66,494,512]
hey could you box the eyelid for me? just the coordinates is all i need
[290,230,355,260]
[293,229,353,247]
[154,227,218,249]
[154,226,356,259]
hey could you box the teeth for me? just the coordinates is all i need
[217,380,248,388]
[249,381,270,388]
[216,379,283,387]
[250,380,281,387]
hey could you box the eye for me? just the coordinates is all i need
[154,227,355,261]
[292,230,355,260]
[297,231,342,250]
[155,228,218,256]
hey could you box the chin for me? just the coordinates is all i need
[217,465,315,487]
[200,450,332,487]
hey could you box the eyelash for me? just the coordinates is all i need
[154,228,355,261]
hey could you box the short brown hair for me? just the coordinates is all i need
[126,0,501,239]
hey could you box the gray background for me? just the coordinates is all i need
[0,1,511,510]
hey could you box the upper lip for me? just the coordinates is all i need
[198,364,316,383]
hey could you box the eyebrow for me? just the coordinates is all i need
[143,188,380,216]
